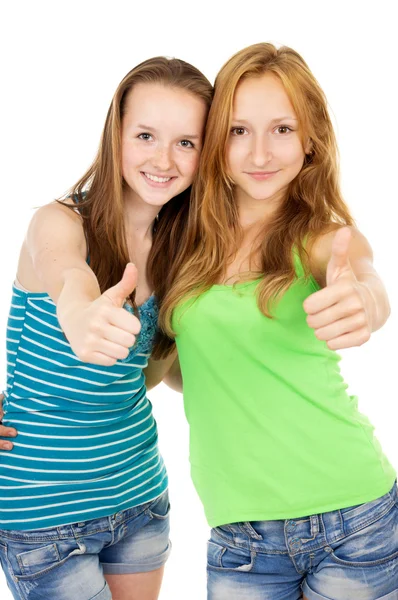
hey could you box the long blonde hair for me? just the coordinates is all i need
[59,57,213,357]
[159,43,354,345]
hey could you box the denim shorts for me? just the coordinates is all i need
[207,481,398,599]
[0,490,170,600]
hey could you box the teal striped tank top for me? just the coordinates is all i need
[0,285,167,530]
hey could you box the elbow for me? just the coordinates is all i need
[163,374,183,394]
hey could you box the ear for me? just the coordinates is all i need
[304,138,313,155]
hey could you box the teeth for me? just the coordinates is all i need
[144,173,172,183]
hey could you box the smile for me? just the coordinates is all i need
[247,171,279,181]
[140,172,176,188]
[143,172,172,183]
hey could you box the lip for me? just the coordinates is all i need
[246,170,279,181]
[140,172,177,188]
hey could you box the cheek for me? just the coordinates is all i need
[121,141,153,173]
[177,152,200,178]
[226,143,244,175]
[280,140,305,168]
[121,144,138,177]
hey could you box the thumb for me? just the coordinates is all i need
[103,263,138,307]
[326,227,352,286]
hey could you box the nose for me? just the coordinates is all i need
[152,144,173,172]
[251,135,272,168]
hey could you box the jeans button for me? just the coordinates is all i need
[290,537,301,550]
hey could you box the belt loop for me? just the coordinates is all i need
[310,515,319,537]
[240,522,263,540]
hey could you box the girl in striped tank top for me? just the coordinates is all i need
[0,58,212,600]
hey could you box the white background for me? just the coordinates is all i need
[0,1,397,598]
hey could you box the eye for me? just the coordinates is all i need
[275,126,292,134]
[179,139,194,148]
[138,133,153,141]
[231,127,248,136]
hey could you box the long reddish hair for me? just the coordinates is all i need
[160,43,354,344]
[59,57,213,357]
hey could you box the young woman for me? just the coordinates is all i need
[0,57,212,600]
[157,44,398,599]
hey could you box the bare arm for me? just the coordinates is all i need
[304,226,390,350]
[1,203,140,448]
[144,350,183,393]
[21,201,99,307]
[17,201,140,365]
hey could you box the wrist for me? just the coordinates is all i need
[357,269,391,331]
[57,300,91,331]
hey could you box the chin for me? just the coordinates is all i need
[245,188,277,202]
[142,195,174,208]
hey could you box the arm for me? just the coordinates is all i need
[1,204,94,450]
[0,203,140,449]
[144,350,183,393]
[303,226,390,350]
[18,201,140,365]
[163,354,183,393]
[23,201,98,304]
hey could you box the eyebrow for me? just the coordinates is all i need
[136,124,200,139]
[231,117,298,125]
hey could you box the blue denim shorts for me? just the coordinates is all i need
[0,490,170,600]
[207,481,398,599]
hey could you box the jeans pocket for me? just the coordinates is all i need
[329,503,398,568]
[207,540,255,572]
[7,538,86,581]
[17,542,61,576]
[146,491,170,520]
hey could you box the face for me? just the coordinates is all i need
[121,83,207,208]
[226,73,309,210]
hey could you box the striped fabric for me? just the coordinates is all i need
[0,285,167,530]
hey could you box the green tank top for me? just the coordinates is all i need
[173,254,396,527]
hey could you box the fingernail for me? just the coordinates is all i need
[7,430,17,437]
[3,442,13,450]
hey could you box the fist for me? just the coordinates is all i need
[303,228,373,350]
[60,263,142,366]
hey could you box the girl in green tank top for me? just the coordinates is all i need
[155,43,398,598]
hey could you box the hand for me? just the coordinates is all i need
[303,228,373,350]
[0,392,17,450]
[59,263,141,366]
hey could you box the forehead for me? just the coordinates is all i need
[233,73,295,117]
[123,83,207,131]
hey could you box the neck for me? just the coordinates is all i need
[123,188,159,243]
[235,187,286,230]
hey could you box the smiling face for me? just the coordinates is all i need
[226,73,309,212]
[121,83,207,209]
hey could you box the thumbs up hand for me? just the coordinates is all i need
[303,228,374,351]
[60,263,141,366]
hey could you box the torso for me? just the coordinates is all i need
[173,251,395,528]
[218,231,263,285]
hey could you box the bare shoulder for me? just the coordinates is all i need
[30,199,82,228]
[17,200,87,287]
[308,225,373,285]
[27,200,85,248]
